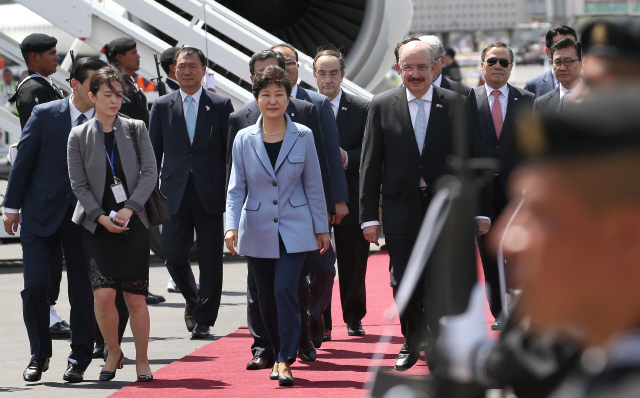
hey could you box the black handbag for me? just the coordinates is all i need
[128,119,170,226]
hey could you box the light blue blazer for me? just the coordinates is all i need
[226,114,328,259]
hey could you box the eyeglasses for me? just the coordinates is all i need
[486,57,511,68]
[284,61,298,69]
[315,71,341,79]
[553,58,581,67]
[400,64,431,73]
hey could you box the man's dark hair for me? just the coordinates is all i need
[89,65,128,97]
[481,42,515,63]
[249,50,285,75]
[70,57,108,84]
[545,25,578,50]
[446,47,456,58]
[174,47,207,68]
[252,65,292,99]
[550,37,582,61]
[160,61,171,75]
[313,46,345,72]
[21,51,43,68]
[394,37,420,63]
[270,43,299,62]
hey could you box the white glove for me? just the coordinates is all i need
[437,283,492,382]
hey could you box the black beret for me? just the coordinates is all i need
[160,47,180,65]
[581,19,640,63]
[104,37,137,62]
[19,33,57,53]
[518,92,640,161]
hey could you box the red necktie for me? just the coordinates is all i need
[491,90,503,139]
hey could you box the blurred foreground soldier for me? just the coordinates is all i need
[524,26,577,97]
[442,47,462,82]
[420,36,471,96]
[313,48,370,339]
[470,42,534,330]
[160,46,180,93]
[2,57,107,383]
[533,38,583,114]
[104,37,149,127]
[1,69,18,115]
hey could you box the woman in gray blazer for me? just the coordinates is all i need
[225,66,330,386]
[67,66,157,383]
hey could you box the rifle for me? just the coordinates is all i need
[70,50,75,63]
[152,53,167,96]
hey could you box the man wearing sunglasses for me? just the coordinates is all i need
[470,42,535,331]
[534,38,583,115]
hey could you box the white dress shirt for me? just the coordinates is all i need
[290,84,299,99]
[180,86,203,121]
[485,82,509,121]
[433,74,443,87]
[5,95,94,214]
[560,78,583,99]
[329,89,349,170]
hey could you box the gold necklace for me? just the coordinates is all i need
[262,121,285,136]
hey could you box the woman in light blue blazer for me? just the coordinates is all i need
[225,66,330,386]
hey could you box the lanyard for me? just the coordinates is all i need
[95,118,120,184]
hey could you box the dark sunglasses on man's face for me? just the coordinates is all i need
[486,57,511,68]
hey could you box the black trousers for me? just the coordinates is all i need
[477,175,507,320]
[324,223,369,327]
[21,205,95,370]
[385,194,431,352]
[307,234,336,322]
[162,174,224,327]
[47,244,64,306]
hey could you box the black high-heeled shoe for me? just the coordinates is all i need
[278,364,294,387]
[99,351,124,381]
[269,362,279,380]
[136,374,154,382]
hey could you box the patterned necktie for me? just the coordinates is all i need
[186,95,196,144]
[491,90,503,139]
[76,113,87,126]
[414,98,427,155]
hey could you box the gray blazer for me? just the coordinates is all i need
[67,115,158,233]
[226,114,328,258]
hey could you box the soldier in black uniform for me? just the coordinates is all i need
[160,46,180,94]
[8,33,71,338]
[103,37,150,127]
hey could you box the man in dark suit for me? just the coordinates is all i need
[271,43,349,350]
[360,40,489,371]
[524,26,577,97]
[160,46,181,94]
[149,47,234,339]
[420,35,472,97]
[314,48,370,339]
[2,57,107,383]
[10,33,70,338]
[228,50,332,370]
[470,42,535,330]
[534,38,583,115]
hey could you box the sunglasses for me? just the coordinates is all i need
[486,57,511,68]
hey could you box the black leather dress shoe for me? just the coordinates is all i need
[184,303,196,332]
[191,323,211,339]
[394,343,419,371]
[323,329,332,341]
[246,355,272,370]
[23,357,50,382]
[309,314,325,348]
[297,343,316,362]
[145,295,160,305]
[63,363,84,383]
[148,292,166,303]
[491,314,506,331]
[347,321,366,336]
[49,321,71,337]
[93,343,105,359]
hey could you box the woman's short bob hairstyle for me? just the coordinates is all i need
[89,65,128,98]
[251,65,292,99]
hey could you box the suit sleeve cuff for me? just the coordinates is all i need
[475,216,491,222]
[124,200,144,214]
[88,208,106,223]
[3,208,19,214]
[361,221,381,229]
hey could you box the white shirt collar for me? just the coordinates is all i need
[68,94,94,124]
[290,84,299,98]
[560,78,583,97]
[330,89,342,109]
[406,85,434,103]
[166,77,179,85]
[433,74,443,87]
[484,82,509,99]
[180,86,203,104]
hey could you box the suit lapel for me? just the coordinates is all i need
[475,85,497,138]
[286,101,298,122]
[192,91,212,146]
[501,84,521,141]
[56,97,72,137]
[440,77,451,91]
[274,115,300,172]
[422,86,445,156]
[249,117,276,180]
[246,103,258,125]
[170,91,190,144]
[392,87,420,157]
[335,92,349,133]
[295,87,310,102]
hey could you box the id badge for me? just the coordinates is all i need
[111,180,128,203]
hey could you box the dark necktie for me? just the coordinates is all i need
[76,113,87,126]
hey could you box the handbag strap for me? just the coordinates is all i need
[127,118,142,167]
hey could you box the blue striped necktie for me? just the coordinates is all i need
[414,98,427,154]
[186,95,196,144]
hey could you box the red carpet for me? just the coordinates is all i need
[110,249,494,397]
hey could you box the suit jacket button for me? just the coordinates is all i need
[66,193,70,198]
[496,145,500,149]
[273,200,278,205]
[190,154,193,157]
[272,181,277,186]
[273,218,278,223]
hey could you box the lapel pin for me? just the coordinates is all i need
[341,107,347,111]
[436,103,443,108]
[290,113,295,117]
[299,130,306,137]
[206,105,210,111]
[514,98,518,101]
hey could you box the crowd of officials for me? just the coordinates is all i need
[3,16,640,397]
